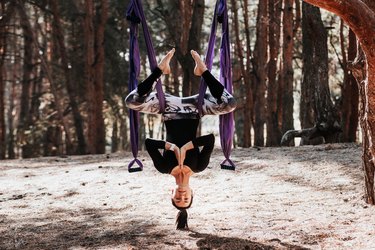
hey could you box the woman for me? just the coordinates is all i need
[125,49,236,229]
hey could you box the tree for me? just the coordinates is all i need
[231,0,253,147]
[302,0,375,204]
[339,28,359,142]
[280,0,295,140]
[0,2,15,159]
[83,0,108,154]
[282,2,341,146]
[17,1,35,157]
[266,0,282,146]
[50,0,86,154]
[155,0,205,97]
[16,1,74,157]
[252,0,268,147]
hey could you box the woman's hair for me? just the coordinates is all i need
[171,195,193,230]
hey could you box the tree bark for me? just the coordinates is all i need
[18,3,33,132]
[266,0,282,146]
[302,0,375,204]
[252,0,268,147]
[242,0,254,147]
[281,0,295,139]
[157,0,205,97]
[84,0,108,154]
[0,2,15,158]
[50,0,86,154]
[299,2,340,145]
[232,0,253,147]
[93,0,108,154]
[84,0,96,154]
[340,29,359,142]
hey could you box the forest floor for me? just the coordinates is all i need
[1,143,375,250]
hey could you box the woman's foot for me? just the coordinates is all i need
[158,48,175,74]
[191,50,207,76]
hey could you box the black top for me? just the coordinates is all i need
[165,119,199,147]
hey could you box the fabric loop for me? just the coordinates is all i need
[221,157,235,167]
[128,158,143,170]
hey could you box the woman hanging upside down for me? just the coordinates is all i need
[125,48,236,230]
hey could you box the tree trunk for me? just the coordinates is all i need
[7,19,18,159]
[93,0,108,153]
[232,0,253,147]
[84,0,108,154]
[302,0,375,204]
[7,72,16,159]
[17,2,34,158]
[281,0,295,140]
[158,0,205,97]
[299,2,340,145]
[51,0,86,154]
[0,44,5,159]
[252,0,268,147]
[242,0,254,147]
[340,29,359,142]
[266,0,282,146]
[300,2,319,137]
[18,3,33,130]
[111,119,118,153]
[0,2,14,158]
[84,0,96,154]
[185,0,204,96]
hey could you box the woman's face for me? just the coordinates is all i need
[172,186,192,208]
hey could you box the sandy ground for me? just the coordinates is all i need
[1,143,375,250]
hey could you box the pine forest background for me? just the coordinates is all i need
[0,0,359,159]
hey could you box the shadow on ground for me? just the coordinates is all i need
[0,207,311,250]
[0,207,170,249]
[190,231,310,250]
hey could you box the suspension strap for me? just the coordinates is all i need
[126,0,166,172]
[197,0,236,170]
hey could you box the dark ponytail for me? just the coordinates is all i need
[171,195,193,230]
[176,209,189,230]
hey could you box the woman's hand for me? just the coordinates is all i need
[166,142,181,165]
[179,141,194,167]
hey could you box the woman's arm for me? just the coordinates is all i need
[179,134,215,168]
[145,138,181,173]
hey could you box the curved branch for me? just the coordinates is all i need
[303,0,375,62]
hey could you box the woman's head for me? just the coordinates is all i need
[171,186,193,230]
[171,186,193,208]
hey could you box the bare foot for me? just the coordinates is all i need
[191,50,207,76]
[158,48,175,74]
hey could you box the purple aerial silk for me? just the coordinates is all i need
[126,0,166,171]
[126,0,235,170]
[198,0,235,168]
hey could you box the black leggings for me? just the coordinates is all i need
[145,134,215,174]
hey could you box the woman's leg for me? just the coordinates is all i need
[137,48,175,96]
[190,50,224,100]
[145,138,171,174]
[125,49,177,114]
[192,134,215,172]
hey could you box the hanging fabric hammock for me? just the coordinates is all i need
[126,0,235,172]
